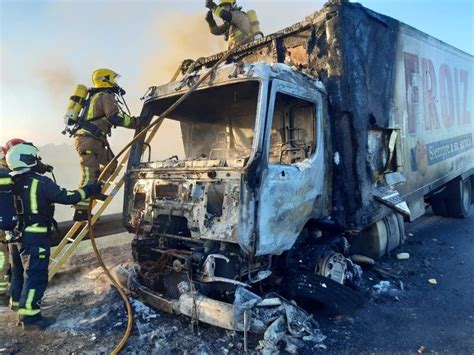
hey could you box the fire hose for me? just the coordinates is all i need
[87,47,236,354]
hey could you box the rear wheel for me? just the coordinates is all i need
[430,190,448,216]
[446,177,472,218]
[431,177,472,218]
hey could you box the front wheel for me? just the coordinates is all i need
[281,272,365,315]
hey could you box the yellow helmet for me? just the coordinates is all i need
[92,68,121,89]
[219,0,236,4]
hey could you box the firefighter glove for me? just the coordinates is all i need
[205,10,216,25]
[205,0,216,10]
[84,181,104,197]
[5,231,14,242]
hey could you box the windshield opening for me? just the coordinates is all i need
[147,81,260,162]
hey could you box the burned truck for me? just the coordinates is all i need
[123,1,474,329]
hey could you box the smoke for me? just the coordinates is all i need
[138,12,227,88]
[34,62,77,99]
[133,12,227,160]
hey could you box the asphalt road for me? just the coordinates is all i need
[317,209,474,353]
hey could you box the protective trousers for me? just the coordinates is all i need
[0,237,9,296]
[227,12,252,48]
[73,135,116,210]
[9,242,23,308]
[17,231,50,319]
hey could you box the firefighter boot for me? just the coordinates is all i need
[20,314,55,331]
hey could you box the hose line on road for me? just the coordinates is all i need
[87,47,236,354]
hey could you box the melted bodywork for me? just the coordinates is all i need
[130,161,243,244]
[125,63,329,255]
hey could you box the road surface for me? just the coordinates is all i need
[318,209,474,353]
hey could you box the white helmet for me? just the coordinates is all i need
[6,143,40,171]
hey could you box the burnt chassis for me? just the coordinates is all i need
[123,63,358,330]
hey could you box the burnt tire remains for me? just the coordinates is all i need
[281,272,366,315]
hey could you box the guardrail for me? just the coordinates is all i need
[52,213,126,247]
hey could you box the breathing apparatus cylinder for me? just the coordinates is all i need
[0,170,17,231]
[247,10,263,38]
[64,84,89,125]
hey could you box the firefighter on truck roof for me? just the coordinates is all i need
[205,0,263,48]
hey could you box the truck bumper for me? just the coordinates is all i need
[137,286,250,332]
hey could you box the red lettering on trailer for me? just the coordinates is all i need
[439,64,455,128]
[460,69,471,124]
[404,52,419,134]
[453,68,461,125]
[404,51,471,134]
[421,58,440,131]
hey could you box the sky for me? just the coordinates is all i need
[0,0,473,148]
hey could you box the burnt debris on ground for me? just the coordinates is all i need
[1,212,473,353]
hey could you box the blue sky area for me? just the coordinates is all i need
[1,0,473,146]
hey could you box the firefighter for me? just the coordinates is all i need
[205,0,257,48]
[0,138,25,308]
[0,149,11,306]
[72,68,140,221]
[5,142,102,329]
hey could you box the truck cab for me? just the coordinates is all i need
[122,63,356,317]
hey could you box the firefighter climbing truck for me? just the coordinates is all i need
[122,0,473,330]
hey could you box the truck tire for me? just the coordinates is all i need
[350,212,404,259]
[472,176,474,204]
[281,272,366,315]
[430,192,448,217]
[445,177,472,218]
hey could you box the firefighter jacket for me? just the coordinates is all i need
[0,164,10,296]
[76,90,139,138]
[12,172,98,232]
[208,6,252,47]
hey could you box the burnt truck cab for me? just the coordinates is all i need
[126,63,330,251]
[122,63,350,326]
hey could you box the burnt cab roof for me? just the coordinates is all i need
[143,62,326,105]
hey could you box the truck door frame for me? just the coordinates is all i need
[255,79,325,256]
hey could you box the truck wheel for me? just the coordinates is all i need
[281,272,365,315]
[430,192,448,217]
[445,177,472,218]
[350,212,404,259]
